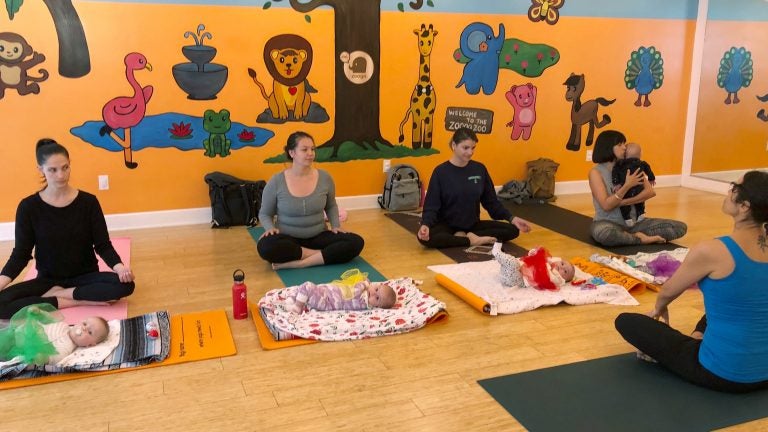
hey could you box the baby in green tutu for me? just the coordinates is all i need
[0,304,109,366]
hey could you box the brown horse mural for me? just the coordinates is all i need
[563,73,615,151]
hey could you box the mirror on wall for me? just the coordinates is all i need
[689,0,768,184]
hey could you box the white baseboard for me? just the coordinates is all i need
[0,175,682,242]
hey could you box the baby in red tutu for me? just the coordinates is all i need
[491,243,575,290]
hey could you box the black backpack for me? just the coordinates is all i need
[377,164,422,212]
[204,172,266,228]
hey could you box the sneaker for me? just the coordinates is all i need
[636,351,658,363]
[637,214,646,222]
[624,219,635,227]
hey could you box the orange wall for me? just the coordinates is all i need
[691,20,768,174]
[0,3,695,221]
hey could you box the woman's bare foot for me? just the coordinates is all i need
[635,232,666,244]
[43,285,68,297]
[54,297,111,309]
[272,252,325,270]
[467,232,497,246]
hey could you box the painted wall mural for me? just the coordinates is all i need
[505,83,537,141]
[5,0,90,78]
[0,32,49,99]
[527,0,564,25]
[172,24,229,100]
[716,46,752,105]
[247,33,329,124]
[74,53,272,167]
[455,22,505,95]
[260,0,440,163]
[563,73,615,151]
[758,93,768,122]
[99,52,153,168]
[397,23,438,150]
[624,46,663,107]
[453,23,560,95]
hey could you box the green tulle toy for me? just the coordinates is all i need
[0,303,64,366]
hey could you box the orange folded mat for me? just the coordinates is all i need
[0,309,236,390]
[571,257,657,294]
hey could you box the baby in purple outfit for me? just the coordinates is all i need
[289,280,397,313]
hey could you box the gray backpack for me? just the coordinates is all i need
[377,164,422,211]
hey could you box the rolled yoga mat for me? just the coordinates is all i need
[247,227,387,286]
[501,201,685,255]
[384,212,528,262]
[479,353,768,432]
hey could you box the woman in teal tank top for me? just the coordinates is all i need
[616,171,768,392]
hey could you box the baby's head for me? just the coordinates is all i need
[625,142,642,159]
[366,282,397,309]
[550,259,576,282]
[68,316,109,347]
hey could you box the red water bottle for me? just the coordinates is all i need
[232,269,248,319]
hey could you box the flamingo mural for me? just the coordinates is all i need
[99,52,153,169]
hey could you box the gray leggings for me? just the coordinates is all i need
[591,217,687,247]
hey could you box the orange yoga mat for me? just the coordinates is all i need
[0,309,237,390]
[435,273,493,315]
[571,257,657,294]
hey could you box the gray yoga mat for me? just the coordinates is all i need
[385,212,528,262]
[479,353,768,432]
[502,201,685,255]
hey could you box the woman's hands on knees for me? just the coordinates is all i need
[113,263,135,283]
[417,225,430,241]
[510,217,532,233]
[259,228,280,240]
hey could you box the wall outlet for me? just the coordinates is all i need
[98,175,109,190]
[585,150,593,162]
[383,159,391,173]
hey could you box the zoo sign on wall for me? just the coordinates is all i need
[444,106,494,134]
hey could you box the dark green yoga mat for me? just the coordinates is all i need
[384,212,528,262]
[247,227,386,286]
[479,353,768,432]
[502,201,685,255]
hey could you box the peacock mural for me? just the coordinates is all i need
[624,46,663,107]
[717,47,753,105]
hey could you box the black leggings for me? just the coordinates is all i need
[615,312,768,393]
[257,230,364,264]
[418,220,520,249]
[0,271,135,319]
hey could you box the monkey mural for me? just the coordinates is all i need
[0,32,49,100]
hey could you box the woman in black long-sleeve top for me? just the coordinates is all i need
[0,139,135,319]
[417,128,532,249]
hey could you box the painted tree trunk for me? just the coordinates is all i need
[42,0,91,78]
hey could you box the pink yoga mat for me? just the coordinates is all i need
[22,237,131,324]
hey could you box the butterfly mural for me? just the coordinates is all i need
[527,0,564,25]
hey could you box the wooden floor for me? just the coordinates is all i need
[0,187,765,431]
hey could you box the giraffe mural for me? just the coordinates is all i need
[398,23,438,149]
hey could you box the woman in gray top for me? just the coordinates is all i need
[257,132,364,269]
[588,130,686,246]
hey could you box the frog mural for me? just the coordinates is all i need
[203,108,232,157]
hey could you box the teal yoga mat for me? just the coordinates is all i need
[479,353,768,432]
[247,227,386,286]
[501,201,685,255]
